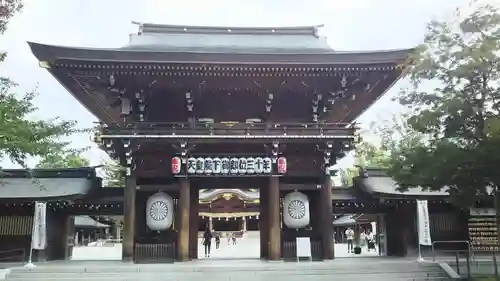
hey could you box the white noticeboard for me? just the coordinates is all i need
[32,202,47,250]
[296,237,311,260]
[416,200,432,246]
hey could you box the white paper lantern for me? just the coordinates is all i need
[187,157,196,174]
[204,157,213,174]
[146,192,174,231]
[254,157,263,173]
[283,191,310,229]
[221,158,230,174]
[246,157,255,174]
[212,157,222,174]
[263,157,272,174]
[230,158,239,174]
[238,157,247,174]
[195,157,204,174]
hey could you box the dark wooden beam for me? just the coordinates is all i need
[122,174,136,261]
[268,177,281,260]
[260,185,268,259]
[320,177,334,259]
[177,179,191,261]
[189,187,199,259]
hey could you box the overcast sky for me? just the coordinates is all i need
[0,0,469,169]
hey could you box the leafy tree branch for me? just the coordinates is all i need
[388,1,500,207]
[0,1,87,172]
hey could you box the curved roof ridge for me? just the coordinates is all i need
[332,48,416,54]
[199,188,259,200]
[132,21,324,37]
[27,41,414,67]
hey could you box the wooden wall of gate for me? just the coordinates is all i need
[279,181,334,261]
[330,199,469,257]
[133,189,178,263]
[0,206,33,262]
[0,204,75,262]
[125,175,334,262]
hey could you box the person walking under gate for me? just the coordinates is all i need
[215,233,221,249]
[345,227,355,253]
[366,230,376,252]
[202,228,213,258]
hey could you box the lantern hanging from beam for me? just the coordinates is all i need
[171,157,181,174]
[283,191,310,229]
[146,192,173,231]
[277,157,287,174]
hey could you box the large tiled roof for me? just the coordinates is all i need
[356,168,449,198]
[123,23,333,54]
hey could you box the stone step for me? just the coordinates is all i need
[6,271,448,280]
[9,264,441,273]
[7,271,447,277]
[7,275,449,281]
[8,267,446,274]
[4,261,447,281]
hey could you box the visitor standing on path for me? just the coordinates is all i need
[345,228,354,253]
[203,228,213,257]
[366,230,376,252]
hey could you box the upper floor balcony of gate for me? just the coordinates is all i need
[99,120,356,140]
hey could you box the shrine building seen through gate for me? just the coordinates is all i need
[10,22,443,262]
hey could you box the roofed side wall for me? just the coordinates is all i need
[0,178,94,200]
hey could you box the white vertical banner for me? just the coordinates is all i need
[31,202,47,250]
[416,200,432,246]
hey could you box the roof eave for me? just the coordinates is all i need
[27,42,415,66]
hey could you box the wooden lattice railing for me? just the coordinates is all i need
[134,243,176,263]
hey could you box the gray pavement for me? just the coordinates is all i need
[4,231,448,280]
[71,231,380,261]
[199,231,380,259]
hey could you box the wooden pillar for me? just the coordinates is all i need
[63,216,75,260]
[189,186,199,259]
[260,187,269,259]
[178,179,191,261]
[321,176,334,259]
[268,177,281,260]
[122,175,136,261]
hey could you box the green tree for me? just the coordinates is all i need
[102,159,125,187]
[0,0,23,35]
[354,113,424,169]
[36,148,90,169]
[355,141,391,168]
[1,1,84,170]
[387,1,500,207]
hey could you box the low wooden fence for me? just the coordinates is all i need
[134,243,176,263]
[282,239,323,261]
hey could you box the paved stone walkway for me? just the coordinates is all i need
[71,231,381,260]
[198,232,380,259]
